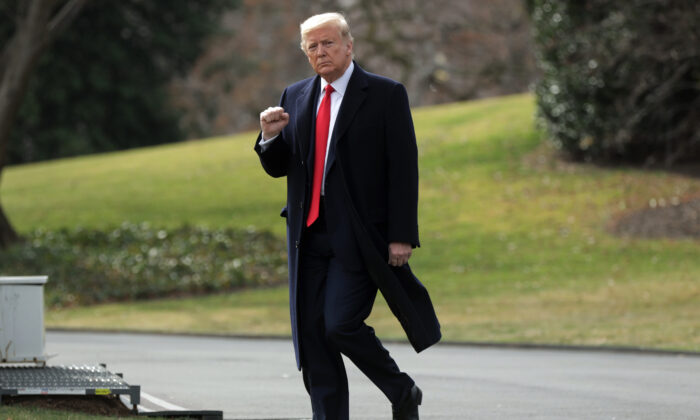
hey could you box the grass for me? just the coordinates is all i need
[3,93,700,351]
[0,406,138,420]
[47,286,292,335]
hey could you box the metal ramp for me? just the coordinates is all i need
[0,363,140,411]
[0,276,222,419]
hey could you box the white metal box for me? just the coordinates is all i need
[0,276,48,364]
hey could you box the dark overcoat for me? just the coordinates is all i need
[255,63,441,369]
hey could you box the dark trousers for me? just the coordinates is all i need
[299,206,414,420]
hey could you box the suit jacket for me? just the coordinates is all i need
[255,62,441,369]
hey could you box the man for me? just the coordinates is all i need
[255,12,440,420]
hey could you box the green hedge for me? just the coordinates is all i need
[528,0,700,164]
[0,223,287,307]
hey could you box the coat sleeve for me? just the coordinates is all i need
[254,88,291,178]
[385,83,420,247]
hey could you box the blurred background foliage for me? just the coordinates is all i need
[4,1,699,166]
[2,0,237,165]
[172,0,537,138]
[528,0,700,165]
[0,223,287,307]
[2,0,537,164]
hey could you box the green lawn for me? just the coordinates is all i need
[3,93,699,351]
[0,405,139,420]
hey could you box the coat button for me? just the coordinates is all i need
[295,240,299,249]
[299,201,303,209]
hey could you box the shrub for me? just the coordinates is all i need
[0,223,287,307]
[528,0,700,164]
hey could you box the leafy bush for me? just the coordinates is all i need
[528,0,700,164]
[0,223,287,307]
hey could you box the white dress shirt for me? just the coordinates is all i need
[260,61,355,195]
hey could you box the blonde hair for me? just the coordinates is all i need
[299,12,354,52]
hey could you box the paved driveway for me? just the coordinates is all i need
[45,331,700,419]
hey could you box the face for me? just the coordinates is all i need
[303,24,353,83]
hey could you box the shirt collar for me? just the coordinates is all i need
[320,61,354,97]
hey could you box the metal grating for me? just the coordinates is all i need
[0,364,140,409]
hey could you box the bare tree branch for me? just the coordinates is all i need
[46,0,90,43]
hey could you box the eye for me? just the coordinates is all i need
[307,43,318,52]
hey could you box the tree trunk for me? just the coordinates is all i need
[0,4,48,249]
[0,0,89,250]
[0,196,20,248]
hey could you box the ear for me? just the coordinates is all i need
[346,40,353,57]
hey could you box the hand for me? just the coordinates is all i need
[388,242,412,266]
[260,106,290,139]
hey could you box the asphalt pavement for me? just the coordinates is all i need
[45,331,700,420]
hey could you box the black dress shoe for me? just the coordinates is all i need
[392,384,422,420]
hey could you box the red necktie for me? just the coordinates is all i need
[306,84,334,227]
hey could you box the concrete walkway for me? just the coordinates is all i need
[45,331,700,419]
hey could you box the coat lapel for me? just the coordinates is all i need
[325,64,368,176]
[295,76,321,178]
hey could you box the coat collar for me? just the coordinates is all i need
[294,76,320,166]
[325,62,368,175]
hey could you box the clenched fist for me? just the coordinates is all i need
[260,106,290,140]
